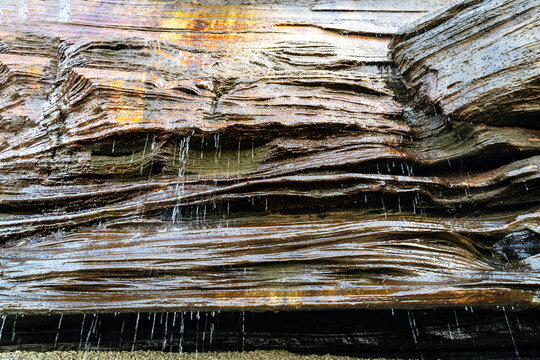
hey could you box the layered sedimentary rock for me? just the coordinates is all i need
[390,0,540,126]
[0,0,539,313]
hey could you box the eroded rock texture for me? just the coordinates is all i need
[390,0,540,126]
[0,0,539,313]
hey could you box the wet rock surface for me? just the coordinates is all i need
[0,0,538,316]
[390,0,540,126]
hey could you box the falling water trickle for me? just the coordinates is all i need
[407,311,417,344]
[502,306,520,360]
[453,310,461,336]
[201,137,205,160]
[78,314,86,349]
[131,313,140,352]
[84,315,96,353]
[11,315,17,341]
[195,311,200,359]
[162,312,169,351]
[179,312,184,354]
[151,312,156,339]
[172,136,191,224]
[55,314,63,347]
[202,313,208,352]
[447,323,454,340]
[140,134,149,175]
[209,312,215,349]
[238,140,241,164]
[119,318,125,346]
[0,315,6,340]
[173,141,177,167]
[148,135,156,179]
[241,311,245,352]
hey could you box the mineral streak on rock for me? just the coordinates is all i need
[0,0,539,313]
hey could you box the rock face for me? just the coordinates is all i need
[0,0,539,313]
[390,0,540,126]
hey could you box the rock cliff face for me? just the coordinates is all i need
[390,0,539,126]
[0,0,539,313]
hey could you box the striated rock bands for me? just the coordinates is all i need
[390,0,540,127]
[0,0,538,313]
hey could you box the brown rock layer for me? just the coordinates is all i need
[389,0,540,126]
[0,0,538,313]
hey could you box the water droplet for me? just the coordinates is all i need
[503,306,520,359]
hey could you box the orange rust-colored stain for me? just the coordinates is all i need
[112,72,146,124]
[152,5,269,48]
[204,122,229,130]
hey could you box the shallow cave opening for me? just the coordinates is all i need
[1,308,538,359]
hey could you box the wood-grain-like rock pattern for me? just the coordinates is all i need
[0,0,539,313]
[390,0,540,126]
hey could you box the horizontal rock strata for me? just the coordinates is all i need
[389,0,540,126]
[0,0,538,313]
